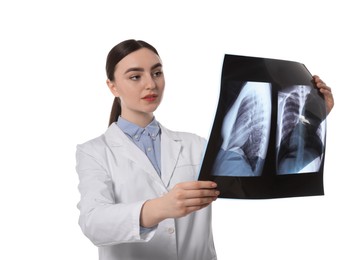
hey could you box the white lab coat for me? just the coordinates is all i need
[76,123,217,260]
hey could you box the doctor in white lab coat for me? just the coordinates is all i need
[76,39,219,260]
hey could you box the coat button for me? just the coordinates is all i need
[167,227,175,234]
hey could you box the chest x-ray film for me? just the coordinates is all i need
[198,54,327,199]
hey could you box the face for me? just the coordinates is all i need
[107,48,165,124]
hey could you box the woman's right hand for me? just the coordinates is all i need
[140,181,219,228]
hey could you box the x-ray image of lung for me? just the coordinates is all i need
[276,85,326,175]
[198,54,328,199]
[212,81,272,176]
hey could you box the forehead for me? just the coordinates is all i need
[116,48,162,72]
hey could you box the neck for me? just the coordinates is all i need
[120,112,154,128]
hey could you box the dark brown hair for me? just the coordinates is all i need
[106,39,159,126]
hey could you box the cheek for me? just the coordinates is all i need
[119,88,140,103]
[159,85,165,94]
[158,80,166,92]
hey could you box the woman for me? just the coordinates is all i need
[76,39,334,260]
[76,39,219,260]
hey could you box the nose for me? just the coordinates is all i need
[145,74,157,90]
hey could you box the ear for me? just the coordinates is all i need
[106,79,119,97]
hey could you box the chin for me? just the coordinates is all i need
[148,102,161,111]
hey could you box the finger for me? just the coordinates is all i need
[179,188,220,200]
[318,79,326,85]
[183,196,218,208]
[180,203,212,215]
[312,75,326,85]
[316,83,332,94]
[315,80,331,91]
[312,75,320,82]
[172,188,219,201]
[319,86,332,94]
[176,181,217,190]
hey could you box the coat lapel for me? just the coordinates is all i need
[105,124,161,183]
[160,125,182,188]
[104,123,182,189]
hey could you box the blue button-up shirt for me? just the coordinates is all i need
[116,116,161,176]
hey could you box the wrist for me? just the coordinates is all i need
[140,198,165,228]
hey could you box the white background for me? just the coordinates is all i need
[1,1,362,259]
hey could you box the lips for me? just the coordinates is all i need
[142,93,158,101]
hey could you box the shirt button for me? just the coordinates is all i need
[167,227,175,234]
[147,147,152,152]
[134,135,139,139]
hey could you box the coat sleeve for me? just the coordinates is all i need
[75,144,156,246]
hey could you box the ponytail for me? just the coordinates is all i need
[108,97,121,126]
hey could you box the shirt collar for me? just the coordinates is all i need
[116,116,160,141]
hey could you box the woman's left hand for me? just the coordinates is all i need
[313,75,334,114]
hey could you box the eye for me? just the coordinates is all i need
[130,75,141,81]
[153,70,163,78]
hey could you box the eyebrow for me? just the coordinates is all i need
[124,63,162,74]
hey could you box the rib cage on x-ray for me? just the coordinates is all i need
[218,82,271,176]
[280,90,301,143]
[228,92,265,171]
[277,85,325,174]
